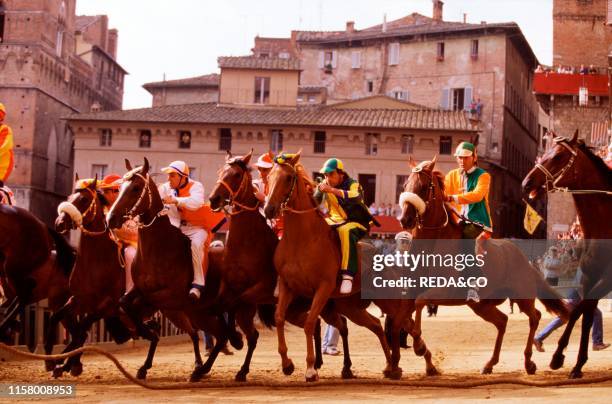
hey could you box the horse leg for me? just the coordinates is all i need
[43,297,73,371]
[285,305,323,370]
[192,317,229,381]
[569,299,598,379]
[302,285,334,382]
[404,300,438,376]
[321,309,354,379]
[234,304,258,382]
[0,296,20,333]
[515,299,541,375]
[224,310,243,350]
[469,302,508,374]
[190,330,203,367]
[550,300,583,370]
[275,279,295,376]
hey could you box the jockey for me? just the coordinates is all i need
[99,174,137,293]
[314,158,375,294]
[0,103,15,185]
[444,141,492,303]
[158,161,208,300]
[253,152,284,238]
[0,180,15,205]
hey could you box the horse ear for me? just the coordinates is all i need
[551,131,557,139]
[569,129,579,144]
[408,156,417,169]
[425,155,437,171]
[125,159,133,171]
[226,150,233,161]
[242,149,253,165]
[143,157,150,174]
[89,174,98,190]
[289,150,302,165]
[75,172,80,182]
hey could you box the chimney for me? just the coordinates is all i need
[107,29,118,59]
[382,14,387,33]
[346,21,355,33]
[432,0,444,22]
[463,13,467,23]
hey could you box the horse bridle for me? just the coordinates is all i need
[124,173,166,228]
[533,139,612,195]
[58,188,108,236]
[404,167,449,231]
[214,162,260,215]
[275,163,317,215]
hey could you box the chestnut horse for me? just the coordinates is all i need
[0,204,78,371]
[107,158,239,381]
[209,151,356,380]
[264,152,394,382]
[399,156,568,374]
[522,130,612,378]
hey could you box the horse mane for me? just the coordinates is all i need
[576,140,612,188]
[294,163,315,195]
[432,170,446,193]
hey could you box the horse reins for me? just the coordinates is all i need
[124,173,167,228]
[403,167,449,231]
[214,163,260,216]
[58,188,108,236]
[277,164,318,215]
[534,139,612,196]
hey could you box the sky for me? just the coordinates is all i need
[75,0,553,109]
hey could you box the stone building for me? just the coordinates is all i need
[143,74,219,107]
[0,0,125,223]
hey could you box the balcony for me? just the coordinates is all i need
[533,72,609,96]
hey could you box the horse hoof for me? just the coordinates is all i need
[136,367,148,380]
[341,368,355,379]
[45,360,56,372]
[70,363,83,377]
[305,372,319,383]
[569,369,583,379]
[526,361,537,375]
[426,367,440,377]
[481,367,493,375]
[388,368,403,380]
[52,367,64,379]
[235,371,248,382]
[282,362,295,376]
[190,367,204,382]
[550,353,565,370]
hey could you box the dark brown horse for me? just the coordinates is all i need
[107,158,239,381]
[209,151,354,380]
[263,152,394,382]
[399,156,568,374]
[0,204,78,371]
[522,130,612,378]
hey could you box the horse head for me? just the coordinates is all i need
[55,174,100,234]
[398,156,443,230]
[209,150,253,211]
[107,158,151,230]
[264,151,301,220]
[522,129,579,200]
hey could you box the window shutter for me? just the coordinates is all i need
[403,91,410,102]
[464,87,473,111]
[331,51,338,68]
[351,51,361,69]
[440,88,450,110]
[318,51,325,68]
[388,43,400,65]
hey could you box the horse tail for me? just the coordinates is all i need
[535,268,570,321]
[104,316,132,344]
[257,304,276,329]
[47,227,76,277]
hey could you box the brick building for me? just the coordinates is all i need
[143,74,219,107]
[0,0,125,223]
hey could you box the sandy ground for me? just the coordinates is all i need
[1,304,611,403]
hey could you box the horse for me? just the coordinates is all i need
[208,150,354,380]
[53,176,148,377]
[107,158,240,381]
[522,129,612,378]
[0,204,78,371]
[263,152,395,382]
[399,156,569,374]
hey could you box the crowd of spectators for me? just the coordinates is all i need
[535,64,601,75]
[369,202,402,218]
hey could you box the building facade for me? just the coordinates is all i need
[143,74,219,107]
[0,0,125,223]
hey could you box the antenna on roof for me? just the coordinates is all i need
[382,13,387,33]
[163,73,166,82]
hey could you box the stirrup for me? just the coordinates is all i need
[189,283,206,300]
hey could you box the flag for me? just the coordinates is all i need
[0,123,14,182]
[524,202,543,235]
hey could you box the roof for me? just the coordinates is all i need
[66,102,478,132]
[298,85,326,93]
[143,74,220,90]
[218,56,301,71]
[75,15,101,32]
[329,95,430,110]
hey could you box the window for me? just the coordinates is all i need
[254,77,270,104]
[270,129,283,153]
[351,51,361,69]
[91,164,108,179]
[297,95,304,102]
[178,131,191,149]
[259,52,269,58]
[396,175,410,205]
[439,136,452,155]
[471,40,479,60]
[365,133,379,156]
[324,51,334,67]
[358,174,376,206]
[314,131,326,154]
[401,135,414,154]
[219,128,232,151]
[56,30,64,57]
[437,42,445,61]
[452,88,466,111]
[367,80,374,93]
[139,130,152,148]
[278,52,290,59]
[99,128,112,147]
[0,3,6,43]
[308,95,316,103]
[388,42,400,65]
[392,90,409,101]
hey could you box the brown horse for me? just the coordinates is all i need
[522,130,612,378]
[263,152,394,382]
[0,204,78,371]
[209,151,355,380]
[107,158,239,381]
[399,156,568,374]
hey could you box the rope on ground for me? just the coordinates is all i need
[2,343,612,389]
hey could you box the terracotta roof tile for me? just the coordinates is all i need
[218,56,301,71]
[143,74,220,89]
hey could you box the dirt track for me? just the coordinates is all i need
[1,304,611,403]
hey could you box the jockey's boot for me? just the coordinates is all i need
[466,287,480,303]
[340,274,353,294]
[189,283,205,300]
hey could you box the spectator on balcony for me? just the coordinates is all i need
[369,202,378,216]
[377,204,386,217]
[579,64,588,75]
[475,99,483,120]
[535,65,544,73]
[589,64,597,74]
